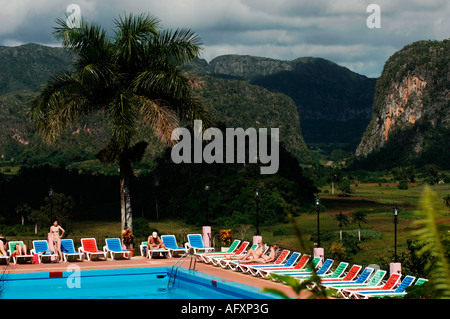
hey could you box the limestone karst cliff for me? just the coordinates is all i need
[355,39,450,168]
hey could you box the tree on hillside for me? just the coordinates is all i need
[334,212,349,241]
[443,195,450,215]
[351,210,368,242]
[30,13,211,232]
[337,177,351,194]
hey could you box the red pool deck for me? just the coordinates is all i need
[0,255,310,299]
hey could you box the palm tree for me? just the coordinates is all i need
[30,13,212,232]
[351,210,368,242]
[334,212,349,241]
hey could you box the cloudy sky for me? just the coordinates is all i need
[0,0,448,78]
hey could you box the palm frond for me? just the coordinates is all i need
[133,68,214,130]
[106,92,139,149]
[113,12,160,69]
[135,95,179,146]
[30,72,92,144]
[413,186,450,299]
[152,28,203,65]
[54,17,109,54]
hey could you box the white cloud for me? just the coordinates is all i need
[0,0,448,77]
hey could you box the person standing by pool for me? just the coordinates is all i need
[50,220,65,262]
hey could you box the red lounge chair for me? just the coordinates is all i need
[79,238,107,261]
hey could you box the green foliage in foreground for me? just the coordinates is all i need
[413,187,450,298]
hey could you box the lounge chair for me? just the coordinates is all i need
[146,243,171,259]
[352,275,416,299]
[246,252,301,276]
[237,249,291,274]
[206,242,251,266]
[60,239,84,262]
[331,269,386,297]
[103,238,132,260]
[161,235,188,256]
[319,265,364,286]
[185,234,214,254]
[341,272,401,299]
[317,261,348,279]
[140,241,147,256]
[30,240,59,263]
[361,277,427,298]
[269,258,331,278]
[0,251,9,264]
[258,254,311,278]
[287,258,335,279]
[195,239,241,262]
[218,244,268,269]
[8,241,34,264]
[79,238,107,261]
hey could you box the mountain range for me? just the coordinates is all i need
[0,40,448,171]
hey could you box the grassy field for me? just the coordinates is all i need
[9,179,450,267]
[266,182,450,265]
[59,181,450,267]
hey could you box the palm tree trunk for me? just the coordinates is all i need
[120,157,133,233]
[358,224,361,241]
[340,228,343,241]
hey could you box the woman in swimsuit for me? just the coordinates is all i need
[240,245,279,264]
[229,241,265,261]
[50,221,65,262]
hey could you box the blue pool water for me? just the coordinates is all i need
[0,267,276,299]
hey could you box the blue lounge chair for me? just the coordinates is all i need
[341,272,401,299]
[104,238,131,260]
[333,269,387,297]
[31,240,59,263]
[353,275,416,299]
[321,266,372,287]
[61,239,84,262]
[236,249,291,274]
[247,252,301,276]
[161,235,188,256]
[282,258,334,278]
[185,234,214,254]
[258,254,311,278]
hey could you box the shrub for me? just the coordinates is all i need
[132,218,151,237]
[398,181,409,190]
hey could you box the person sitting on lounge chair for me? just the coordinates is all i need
[0,234,8,256]
[146,232,167,258]
[11,243,27,257]
[228,241,264,261]
[240,245,279,264]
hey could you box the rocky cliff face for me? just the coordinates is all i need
[356,39,450,162]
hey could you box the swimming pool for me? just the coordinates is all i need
[0,267,277,299]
